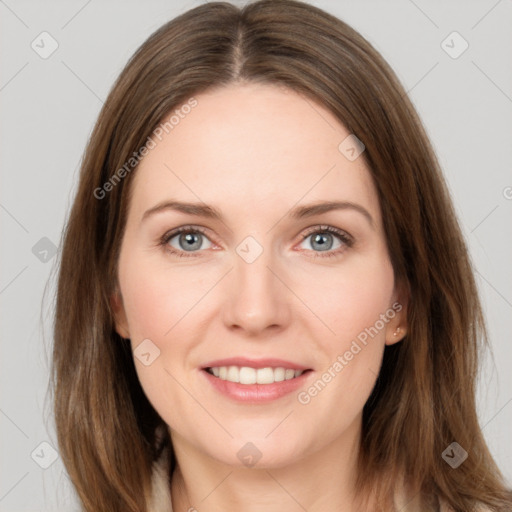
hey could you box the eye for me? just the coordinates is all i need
[161,226,213,257]
[298,225,353,258]
[160,224,353,259]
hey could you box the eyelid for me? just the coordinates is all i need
[299,224,352,242]
[161,225,211,241]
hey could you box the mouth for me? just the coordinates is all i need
[201,364,314,403]
[203,366,313,385]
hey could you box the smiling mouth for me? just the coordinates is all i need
[204,366,312,385]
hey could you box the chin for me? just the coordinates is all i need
[204,436,306,470]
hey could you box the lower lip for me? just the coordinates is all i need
[201,369,313,403]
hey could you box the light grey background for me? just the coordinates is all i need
[1,0,511,510]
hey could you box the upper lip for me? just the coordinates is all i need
[201,357,312,371]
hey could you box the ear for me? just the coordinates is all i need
[385,278,409,346]
[110,289,130,339]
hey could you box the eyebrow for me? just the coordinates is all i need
[141,199,374,229]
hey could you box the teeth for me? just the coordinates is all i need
[240,367,256,384]
[207,366,305,384]
[273,367,285,382]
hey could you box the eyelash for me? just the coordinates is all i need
[159,225,354,259]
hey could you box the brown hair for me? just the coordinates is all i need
[51,1,512,510]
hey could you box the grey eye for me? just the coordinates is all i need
[168,231,212,252]
[301,232,342,252]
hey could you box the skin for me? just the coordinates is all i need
[112,82,409,512]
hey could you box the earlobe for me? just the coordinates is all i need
[110,291,130,339]
[385,280,410,345]
[386,325,407,345]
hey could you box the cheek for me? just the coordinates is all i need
[118,254,205,424]
[120,252,210,340]
[294,253,395,344]
[295,254,394,400]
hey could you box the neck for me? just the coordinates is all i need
[170,414,371,512]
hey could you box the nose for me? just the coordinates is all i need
[221,239,292,336]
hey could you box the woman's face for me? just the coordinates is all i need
[112,82,407,468]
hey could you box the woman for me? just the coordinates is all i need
[52,1,512,511]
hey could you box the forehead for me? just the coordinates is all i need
[129,82,379,223]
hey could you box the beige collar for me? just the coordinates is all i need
[148,449,173,512]
[147,449,489,512]
[146,454,420,512]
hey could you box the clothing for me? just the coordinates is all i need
[147,447,492,512]
[148,448,173,512]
